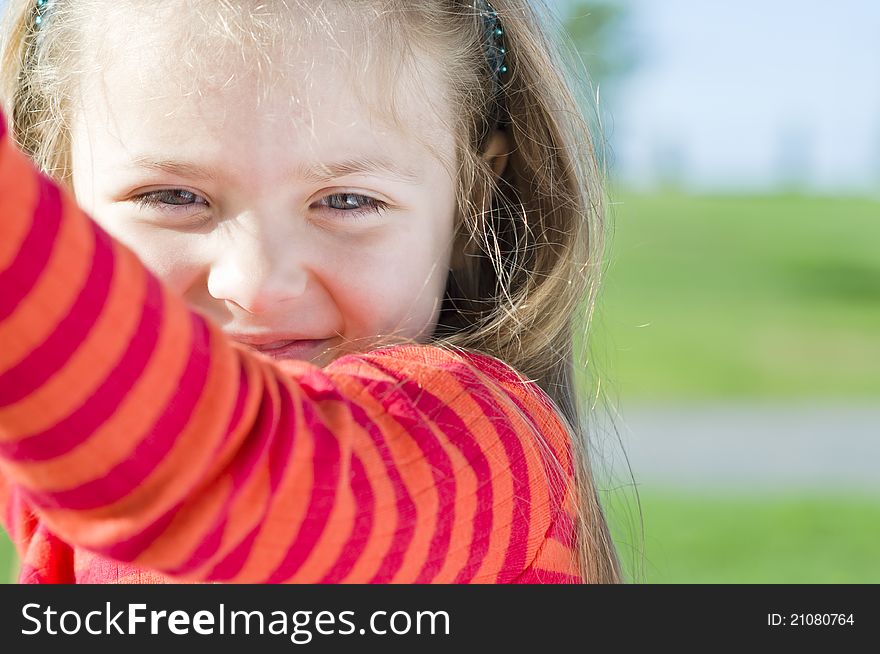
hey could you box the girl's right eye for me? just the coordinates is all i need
[132,189,209,210]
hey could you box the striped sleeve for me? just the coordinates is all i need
[0,114,579,583]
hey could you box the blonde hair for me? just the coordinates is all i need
[1,0,622,583]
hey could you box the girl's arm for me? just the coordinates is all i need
[0,115,578,583]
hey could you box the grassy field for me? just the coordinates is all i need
[589,191,880,400]
[608,489,880,583]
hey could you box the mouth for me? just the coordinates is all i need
[230,335,332,361]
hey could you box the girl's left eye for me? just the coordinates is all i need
[314,193,389,220]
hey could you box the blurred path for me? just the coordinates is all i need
[610,404,880,492]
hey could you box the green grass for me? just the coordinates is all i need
[590,191,880,400]
[0,529,15,584]
[608,488,880,583]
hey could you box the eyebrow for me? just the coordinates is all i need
[130,155,421,184]
[296,157,421,184]
[130,157,217,181]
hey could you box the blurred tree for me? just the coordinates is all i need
[561,0,638,95]
[556,1,639,173]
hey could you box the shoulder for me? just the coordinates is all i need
[326,344,571,461]
[328,342,548,401]
[348,343,568,441]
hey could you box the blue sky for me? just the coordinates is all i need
[573,0,880,192]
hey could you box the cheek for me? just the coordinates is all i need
[98,217,209,294]
[329,229,452,338]
[129,232,209,293]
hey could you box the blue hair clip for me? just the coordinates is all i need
[35,0,49,27]
[477,0,508,79]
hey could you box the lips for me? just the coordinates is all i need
[253,339,328,360]
[227,334,331,361]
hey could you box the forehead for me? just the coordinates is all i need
[73,0,455,170]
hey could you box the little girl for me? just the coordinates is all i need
[0,0,620,583]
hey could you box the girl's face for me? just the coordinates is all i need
[69,7,458,366]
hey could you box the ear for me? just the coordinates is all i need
[481,129,511,179]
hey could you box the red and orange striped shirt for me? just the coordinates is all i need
[0,113,581,584]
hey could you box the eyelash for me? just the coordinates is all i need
[132,189,207,212]
[313,193,389,220]
[131,190,389,223]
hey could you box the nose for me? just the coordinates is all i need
[206,221,309,315]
